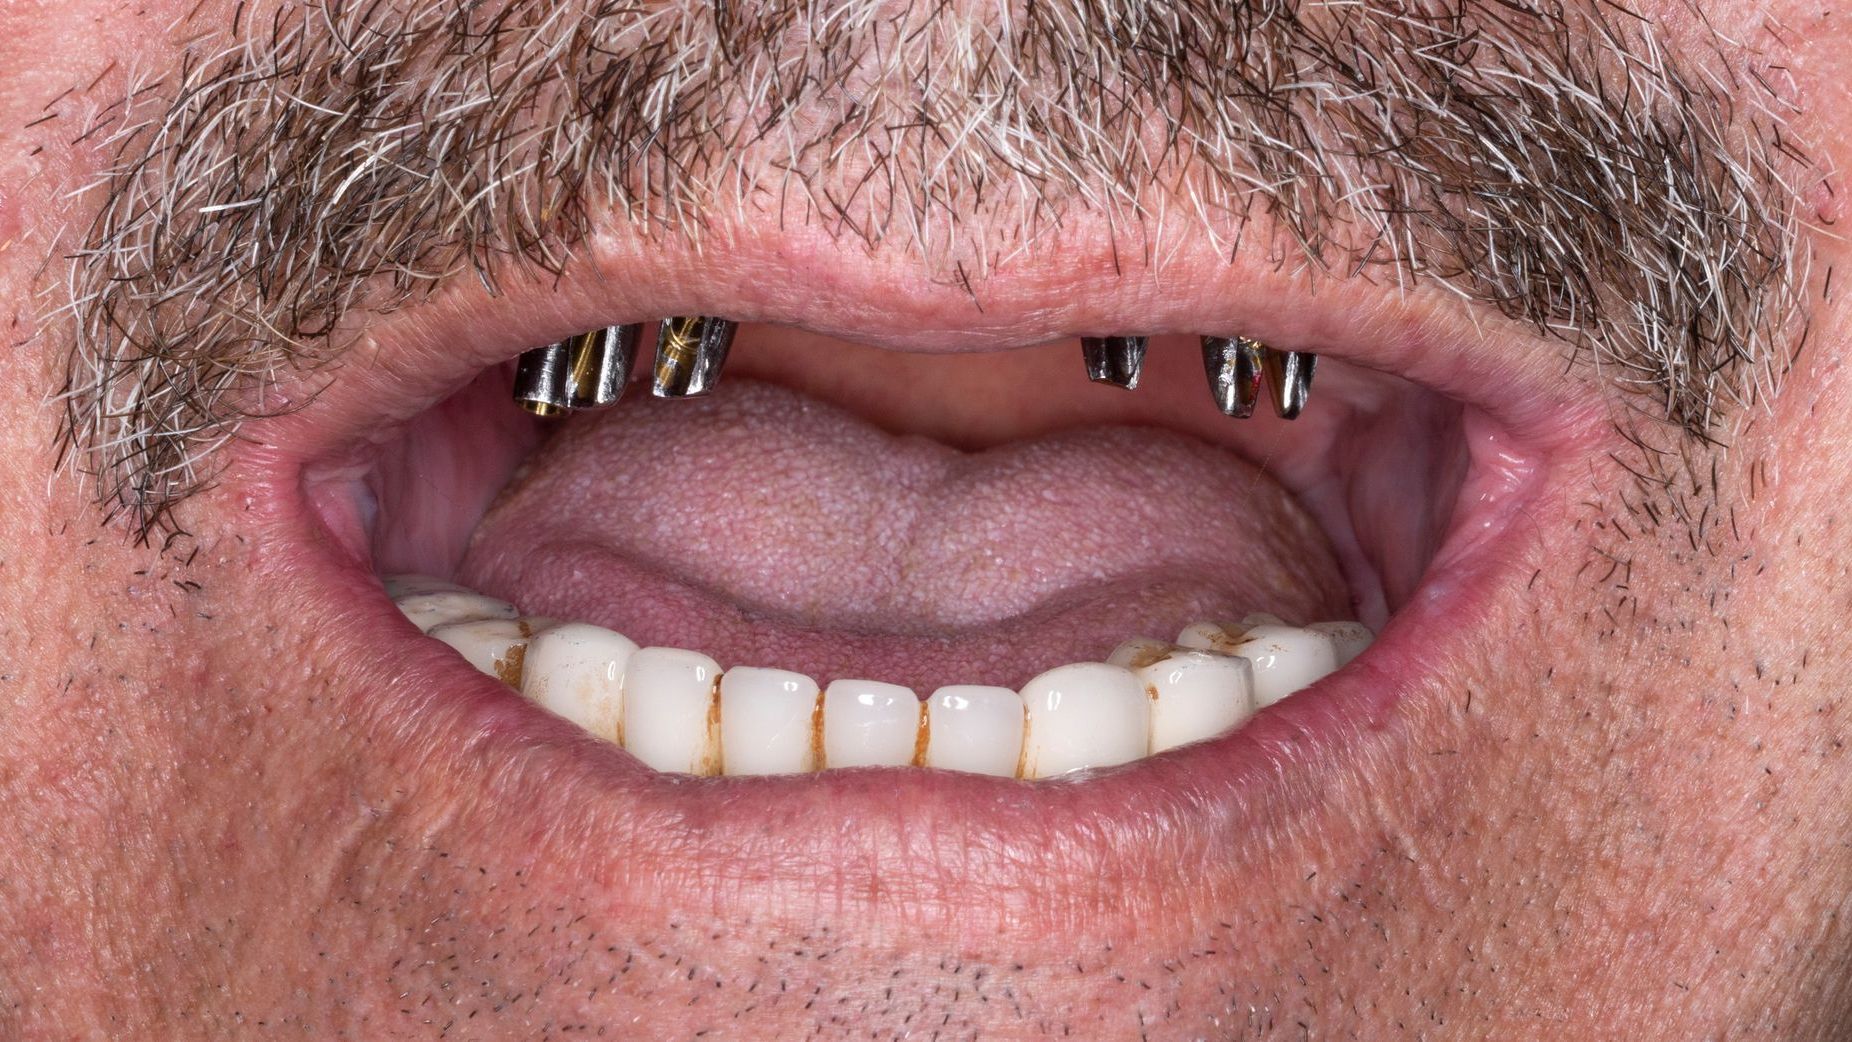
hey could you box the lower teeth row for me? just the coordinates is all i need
[386,575,1373,779]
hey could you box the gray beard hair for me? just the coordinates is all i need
[46,0,1816,537]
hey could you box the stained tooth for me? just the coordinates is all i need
[621,647,723,775]
[1174,620,1248,655]
[822,679,922,768]
[719,667,821,776]
[1308,621,1375,666]
[1107,636,1173,669]
[564,324,641,409]
[1125,644,1256,753]
[1019,663,1149,778]
[1260,347,1318,420]
[520,622,637,743]
[394,589,519,634]
[1200,336,1264,418]
[1226,624,1341,707]
[652,316,736,398]
[1081,336,1148,389]
[924,685,1025,777]
[512,342,572,417]
[428,617,542,686]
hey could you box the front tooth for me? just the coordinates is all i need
[428,617,542,686]
[924,685,1025,777]
[621,647,723,775]
[512,342,572,416]
[1019,663,1149,778]
[1128,645,1256,753]
[394,589,520,633]
[822,679,922,768]
[520,622,637,743]
[1308,621,1374,665]
[1081,336,1148,389]
[1200,335,1264,418]
[719,666,822,775]
[652,316,736,398]
[1227,624,1341,706]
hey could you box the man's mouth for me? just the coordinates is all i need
[272,261,1572,787]
[378,318,1382,778]
[236,239,1592,932]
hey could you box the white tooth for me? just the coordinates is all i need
[621,647,723,775]
[383,574,468,599]
[1129,645,1256,753]
[428,617,540,685]
[1175,620,1247,655]
[1229,624,1341,707]
[1241,611,1286,628]
[1019,663,1148,778]
[1308,621,1375,666]
[925,685,1024,777]
[1106,637,1172,670]
[719,667,821,776]
[396,589,519,633]
[822,679,922,768]
[519,622,637,743]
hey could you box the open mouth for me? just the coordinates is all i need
[241,241,1594,918]
[383,328,1379,778]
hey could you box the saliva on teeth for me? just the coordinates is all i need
[387,575,1373,780]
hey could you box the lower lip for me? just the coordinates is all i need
[256,405,1541,937]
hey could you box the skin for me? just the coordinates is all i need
[2,0,1850,1039]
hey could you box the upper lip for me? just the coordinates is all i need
[227,216,1608,935]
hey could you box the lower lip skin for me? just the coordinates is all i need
[248,390,1558,945]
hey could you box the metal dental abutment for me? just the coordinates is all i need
[1261,347,1317,420]
[652,316,737,398]
[564,324,641,409]
[1201,336,1264,419]
[1202,337,1317,420]
[1081,336,1148,390]
[512,342,572,417]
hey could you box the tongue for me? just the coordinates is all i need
[459,380,1347,691]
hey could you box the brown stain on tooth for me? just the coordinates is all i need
[910,699,930,767]
[1127,643,1175,670]
[495,643,528,689]
[703,677,723,777]
[810,689,827,771]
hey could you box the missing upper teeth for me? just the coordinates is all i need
[512,326,1319,420]
[388,574,1373,780]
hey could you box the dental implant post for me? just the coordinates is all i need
[512,342,572,417]
[652,316,737,398]
[1200,336,1265,419]
[1081,336,1148,390]
[564,324,641,409]
[1261,347,1318,420]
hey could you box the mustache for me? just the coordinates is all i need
[49,0,1814,537]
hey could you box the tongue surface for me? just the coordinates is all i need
[460,380,1347,690]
